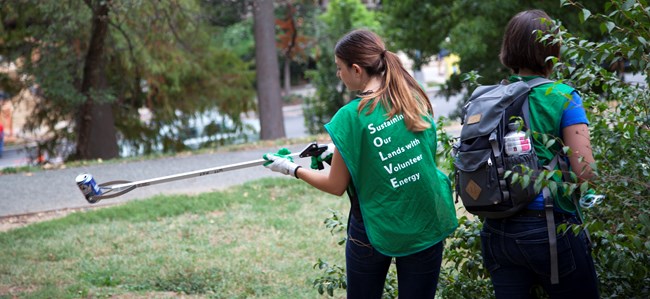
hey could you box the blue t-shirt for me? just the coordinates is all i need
[527,91,589,210]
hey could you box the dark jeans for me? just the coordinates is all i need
[481,214,599,299]
[345,215,444,299]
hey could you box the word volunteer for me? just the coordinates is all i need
[368,115,424,189]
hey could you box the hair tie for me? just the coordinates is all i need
[382,49,387,56]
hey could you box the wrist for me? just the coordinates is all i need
[293,165,302,179]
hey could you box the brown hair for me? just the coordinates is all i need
[499,9,560,76]
[335,29,433,132]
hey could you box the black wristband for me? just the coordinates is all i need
[294,166,302,179]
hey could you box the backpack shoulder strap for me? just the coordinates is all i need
[521,77,587,285]
[543,187,560,284]
[525,77,554,89]
[521,77,554,131]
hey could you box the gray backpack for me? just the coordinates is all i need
[453,77,575,285]
[453,78,552,219]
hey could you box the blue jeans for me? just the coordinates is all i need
[345,215,444,299]
[481,214,599,298]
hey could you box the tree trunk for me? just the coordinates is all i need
[76,0,119,160]
[283,57,291,96]
[253,0,286,140]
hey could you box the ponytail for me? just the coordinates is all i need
[359,51,433,132]
[335,29,434,131]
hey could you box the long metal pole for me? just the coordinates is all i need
[105,152,300,191]
[78,142,328,203]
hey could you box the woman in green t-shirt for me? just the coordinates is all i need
[480,9,599,298]
[262,29,457,298]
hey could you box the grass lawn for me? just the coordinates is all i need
[0,178,349,298]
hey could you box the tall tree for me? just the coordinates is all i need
[380,0,452,76]
[0,0,256,159]
[378,0,609,116]
[276,2,299,95]
[275,0,319,96]
[253,0,286,139]
[76,0,119,159]
[303,0,379,134]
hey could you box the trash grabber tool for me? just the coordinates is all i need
[76,142,329,204]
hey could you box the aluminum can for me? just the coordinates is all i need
[76,173,102,203]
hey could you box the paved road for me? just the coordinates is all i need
[0,143,36,170]
[2,67,642,218]
[0,103,316,219]
[0,98,460,219]
[0,143,316,218]
[1,83,463,219]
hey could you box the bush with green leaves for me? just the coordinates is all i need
[552,1,650,297]
[311,209,400,298]
[437,216,494,298]
[312,1,648,297]
[441,1,649,298]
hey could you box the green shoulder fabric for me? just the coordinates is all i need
[521,76,577,212]
[325,99,458,257]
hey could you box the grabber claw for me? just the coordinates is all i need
[78,142,331,203]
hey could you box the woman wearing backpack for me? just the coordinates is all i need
[480,9,599,298]
[261,29,458,298]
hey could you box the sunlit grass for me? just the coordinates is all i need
[0,178,348,298]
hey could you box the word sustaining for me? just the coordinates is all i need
[368,115,423,189]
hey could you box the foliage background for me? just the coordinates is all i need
[0,0,648,298]
[307,1,649,298]
[0,0,257,159]
[302,0,380,135]
[437,1,650,298]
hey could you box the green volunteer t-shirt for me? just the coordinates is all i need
[516,75,578,212]
[325,98,458,257]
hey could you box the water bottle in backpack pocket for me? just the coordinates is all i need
[503,154,539,204]
[453,133,540,218]
[502,122,539,202]
[453,78,552,219]
[504,122,532,156]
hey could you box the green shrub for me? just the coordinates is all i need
[551,1,650,297]
[442,1,650,298]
